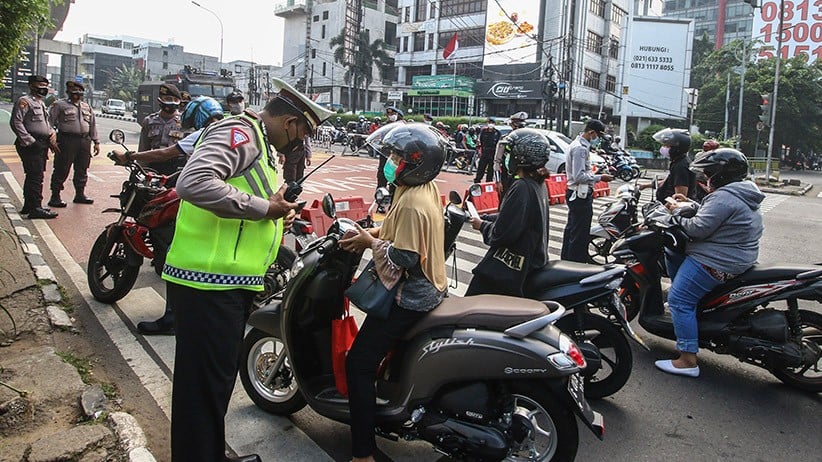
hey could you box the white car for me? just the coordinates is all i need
[102,99,126,116]
[492,126,605,174]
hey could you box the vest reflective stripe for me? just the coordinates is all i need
[162,114,281,291]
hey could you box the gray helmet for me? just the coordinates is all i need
[503,128,551,173]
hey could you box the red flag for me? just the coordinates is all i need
[442,33,459,60]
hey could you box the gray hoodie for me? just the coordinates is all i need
[677,180,765,274]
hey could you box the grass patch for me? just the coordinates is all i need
[56,351,93,384]
[100,382,118,400]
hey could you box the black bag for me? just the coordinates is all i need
[344,260,399,320]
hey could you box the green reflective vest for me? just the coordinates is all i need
[162,114,282,291]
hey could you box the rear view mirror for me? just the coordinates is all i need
[322,194,336,219]
[109,129,125,145]
[449,191,461,205]
[468,184,483,197]
[374,187,391,205]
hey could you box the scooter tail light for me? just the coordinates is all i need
[558,334,587,369]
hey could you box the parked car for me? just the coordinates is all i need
[490,125,604,174]
[102,99,126,116]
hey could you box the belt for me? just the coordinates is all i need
[58,132,89,138]
[567,184,593,191]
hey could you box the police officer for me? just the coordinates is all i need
[9,75,59,219]
[138,83,185,174]
[227,90,245,115]
[47,81,99,207]
[493,111,528,198]
[161,78,334,462]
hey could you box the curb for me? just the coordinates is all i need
[757,182,813,196]
[0,184,157,462]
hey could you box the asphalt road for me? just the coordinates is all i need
[1,112,820,462]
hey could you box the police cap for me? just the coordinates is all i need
[66,81,85,92]
[271,77,334,132]
[28,75,49,85]
[159,83,182,99]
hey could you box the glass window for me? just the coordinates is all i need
[402,36,408,52]
[404,6,411,22]
[611,6,626,24]
[428,33,434,50]
[414,31,426,51]
[405,64,431,85]
[323,11,329,20]
[609,36,619,59]
[430,1,436,18]
[590,0,605,17]
[586,30,604,54]
[322,62,326,76]
[311,48,316,58]
[291,65,295,77]
[440,0,487,18]
[189,84,211,95]
[415,0,427,21]
[313,15,319,22]
[584,68,600,88]
[321,25,326,39]
[438,27,485,48]
[606,75,616,92]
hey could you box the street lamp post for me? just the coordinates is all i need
[191,1,223,67]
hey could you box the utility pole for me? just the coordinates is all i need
[736,41,748,149]
[723,72,731,140]
[765,0,784,181]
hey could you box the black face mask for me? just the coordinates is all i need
[161,103,179,113]
[35,87,49,97]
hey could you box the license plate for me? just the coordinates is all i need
[567,373,587,412]
[336,201,350,211]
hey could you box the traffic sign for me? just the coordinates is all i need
[75,75,83,83]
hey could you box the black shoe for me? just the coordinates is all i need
[73,195,94,204]
[20,206,31,215]
[137,318,175,335]
[226,455,261,462]
[48,197,68,208]
[27,207,58,219]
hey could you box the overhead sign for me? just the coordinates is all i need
[387,90,404,101]
[617,17,693,119]
[483,1,540,66]
[411,75,475,92]
[476,80,542,100]
[752,0,821,63]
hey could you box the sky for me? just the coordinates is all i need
[55,0,286,66]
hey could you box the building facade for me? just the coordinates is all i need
[663,0,756,48]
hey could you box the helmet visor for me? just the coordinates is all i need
[365,121,405,155]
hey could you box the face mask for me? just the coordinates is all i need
[280,121,305,153]
[69,92,83,101]
[591,138,601,148]
[229,103,243,115]
[388,114,398,122]
[383,157,399,184]
[488,123,495,128]
[659,146,671,157]
[35,87,49,97]
[161,103,179,113]
[424,120,432,125]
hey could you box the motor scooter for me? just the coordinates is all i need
[587,180,643,265]
[240,193,605,461]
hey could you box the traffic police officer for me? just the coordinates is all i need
[161,78,334,462]
[48,81,99,207]
[138,83,185,174]
[9,75,59,219]
[227,90,245,115]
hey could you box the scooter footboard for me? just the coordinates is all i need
[247,303,281,337]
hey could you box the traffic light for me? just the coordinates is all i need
[759,93,771,126]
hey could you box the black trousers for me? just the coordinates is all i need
[561,189,594,263]
[168,282,255,462]
[15,141,48,210]
[282,149,306,183]
[51,133,91,195]
[346,304,427,458]
[474,150,495,183]
[376,154,388,188]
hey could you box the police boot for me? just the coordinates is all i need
[48,192,67,208]
[73,188,94,204]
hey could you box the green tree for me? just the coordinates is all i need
[0,0,55,87]
[689,32,715,88]
[330,30,392,112]
[103,64,142,102]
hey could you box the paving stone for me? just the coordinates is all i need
[81,385,108,419]
[0,346,85,403]
[0,442,28,462]
[46,305,73,329]
[41,283,61,303]
[35,265,56,282]
[28,424,114,462]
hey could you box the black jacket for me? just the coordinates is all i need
[478,127,501,153]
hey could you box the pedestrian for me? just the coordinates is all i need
[160,78,334,462]
[279,135,311,183]
[377,106,404,190]
[493,111,528,197]
[9,75,59,219]
[465,126,478,172]
[112,96,225,336]
[47,81,99,207]
[475,118,500,183]
[227,90,245,115]
[138,83,185,174]
[642,128,696,201]
[368,117,382,134]
[339,123,447,462]
[560,119,614,262]
[423,113,434,125]
[466,128,551,297]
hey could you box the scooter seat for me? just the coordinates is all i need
[403,294,550,340]
[699,263,820,306]
[524,260,611,290]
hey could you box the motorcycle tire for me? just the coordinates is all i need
[556,313,633,399]
[587,236,615,265]
[618,168,634,182]
[769,309,822,392]
[506,380,579,461]
[239,328,306,415]
[253,246,297,310]
[630,166,641,179]
[87,231,142,304]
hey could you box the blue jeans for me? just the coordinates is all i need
[666,255,722,354]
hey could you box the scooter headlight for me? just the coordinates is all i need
[289,258,304,278]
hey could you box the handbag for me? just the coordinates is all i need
[331,299,358,396]
[472,246,530,296]
[344,260,399,320]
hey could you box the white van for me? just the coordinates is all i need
[102,99,126,116]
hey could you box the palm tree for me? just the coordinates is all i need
[103,64,143,102]
[330,30,392,112]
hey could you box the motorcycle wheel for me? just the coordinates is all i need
[556,313,633,399]
[630,166,641,179]
[770,309,822,392]
[618,168,634,182]
[253,246,297,310]
[239,328,306,415]
[505,381,579,461]
[87,231,141,303]
[587,236,614,265]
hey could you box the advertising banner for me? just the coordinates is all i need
[482,1,540,66]
[752,0,821,63]
[619,18,693,119]
[476,80,542,100]
[411,75,475,91]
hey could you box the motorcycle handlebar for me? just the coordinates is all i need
[316,235,337,254]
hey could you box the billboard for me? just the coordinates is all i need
[618,17,693,119]
[752,0,820,64]
[482,1,540,66]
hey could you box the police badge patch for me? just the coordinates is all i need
[230,128,250,149]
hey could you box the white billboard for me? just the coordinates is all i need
[752,0,820,64]
[618,17,693,119]
[482,1,540,66]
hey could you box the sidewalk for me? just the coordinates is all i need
[0,184,156,462]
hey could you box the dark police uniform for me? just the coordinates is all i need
[10,75,56,216]
[138,84,185,174]
[49,81,98,204]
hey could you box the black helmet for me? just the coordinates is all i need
[227,90,244,104]
[653,128,691,157]
[690,148,749,189]
[374,124,446,186]
[503,128,551,173]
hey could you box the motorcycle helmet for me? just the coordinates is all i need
[503,128,551,173]
[690,148,749,189]
[702,139,720,151]
[226,90,244,104]
[373,124,447,186]
[652,128,691,158]
[509,111,528,128]
[373,116,382,123]
[181,96,224,130]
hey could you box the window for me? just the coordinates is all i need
[384,21,397,45]
[321,25,326,39]
[163,50,168,57]
[414,31,426,51]
[405,64,432,85]
[586,30,604,54]
[415,0,427,21]
[322,62,326,76]
[440,0,486,17]
[429,1,436,19]
[290,65,295,77]
[589,0,605,17]
[311,48,316,59]
[404,6,411,22]
[611,6,626,24]
[606,74,616,93]
[584,68,601,88]
[438,27,484,48]
[313,15,319,22]
[428,33,434,50]
[323,11,328,20]
[402,36,408,52]
[609,36,619,59]
[162,62,168,70]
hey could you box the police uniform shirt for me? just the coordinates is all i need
[139,111,184,151]
[49,98,98,141]
[566,135,601,188]
[10,95,53,146]
[175,128,204,157]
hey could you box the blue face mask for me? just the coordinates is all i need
[383,158,398,184]
[591,137,601,148]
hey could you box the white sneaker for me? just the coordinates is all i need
[654,359,700,377]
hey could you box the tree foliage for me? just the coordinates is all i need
[0,0,55,88]
[103,64,142,102]
[330,30,391,112]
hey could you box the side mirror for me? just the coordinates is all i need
[322,194,336,219]
[468,184,483,197]
[374,187,391,205]
[109,129,125,146]
[448,190,461,205]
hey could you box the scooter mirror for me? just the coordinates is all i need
[321,194,336,219]
[109,129,125,146]
[468,184,483,197]
[374,187,391,205]
[449,190,461,205]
